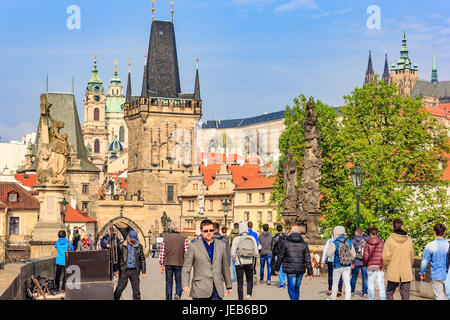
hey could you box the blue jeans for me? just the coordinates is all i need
[232,260,237,282]
[367,270,386,300]
[165,265,182,300]
[287,274,304,300]
[351,265,368,294]
[260,254,272,281]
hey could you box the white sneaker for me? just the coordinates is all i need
[244,295,252,300]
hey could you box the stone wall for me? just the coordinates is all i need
[0,256,56,300]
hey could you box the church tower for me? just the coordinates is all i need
[365,50,375,84]
[390,31,418,97]
[105,61,127,151]
[82,55,109,170]
[124,6,202,221]
[431,49,438,87]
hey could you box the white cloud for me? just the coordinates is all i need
[0,121,36,143]
[274,0,318,13]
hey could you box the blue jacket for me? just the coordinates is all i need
[419,238,449,281]
[333,236,353,269]
[322,238,335,264]
[55,238,74,266]
[351,233,370,267]
[248,229,259,247]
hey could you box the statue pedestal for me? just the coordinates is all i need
[30,185,69,259]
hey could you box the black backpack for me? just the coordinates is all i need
[272,234,286,256]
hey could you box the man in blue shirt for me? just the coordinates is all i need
[247,221,260,282]
[419,223,449,300]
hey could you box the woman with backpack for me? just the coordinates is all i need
[326,226,356,300]
[230,222,259,300]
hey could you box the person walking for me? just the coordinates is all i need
[72,229,80,251]
[321,236,343,296]
[446,245,450,299]
[159,222,189,300]
[100,227,120,276]
[258,224,273,285]
[275,225,313,300]
[77,232,94,251]
[363,227,386,300]
[326,226,356,300]
[419,223,449,300]
[382,218,414,300]
[229,223,240,282]
[113,231,147,300]
[350,227,370,297]
[213,222,231,265]
[247,221,260,282]
[54,230,74,293]
[231,222,259,300]
[182,219,232,300]
[271,224,287,288]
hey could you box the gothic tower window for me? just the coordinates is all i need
[94,139,100,153]
[119,126,125,143]
[94,108,100,121]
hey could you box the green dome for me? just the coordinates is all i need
[105,96,125,113]
[108,136,124,153]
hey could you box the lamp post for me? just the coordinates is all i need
[351,162,365,228]
[60,197,68,224]
[222,199,230,227]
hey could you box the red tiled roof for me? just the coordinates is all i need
[235,176,276,190]
[427,104,450,118]
[65,205,96,223]
[0,182,39,211]
[228,164,261,186]
[14,173,37,188]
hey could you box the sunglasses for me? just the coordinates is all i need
[202,229,215,233]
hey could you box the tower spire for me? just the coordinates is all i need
[171,1,174,23]
[126,59,132,101]
[382,54,391,84]
[152,0,155,21]
[432,46,438,86]
[194,58,201,100]
[365,50,375,84]
[87,53,103,93]
[141,54,148,97]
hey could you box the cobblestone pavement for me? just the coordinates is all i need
[121,257,429,300]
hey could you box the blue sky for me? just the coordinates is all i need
[0,0,450,142]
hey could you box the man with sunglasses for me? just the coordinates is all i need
[182,219,233,300]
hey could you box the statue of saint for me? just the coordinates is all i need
[161,212,169,233]
[197,185,205,215]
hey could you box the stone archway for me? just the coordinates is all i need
[97,217,148,249]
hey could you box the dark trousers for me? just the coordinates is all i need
[165,265,182,300]
[55,264,66,291]
[114,268,141,300]
[236,264,254,300]
[193,286,222,300]
[328,262,343,291]
[386,281,411,300]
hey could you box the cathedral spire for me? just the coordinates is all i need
[432,46,438,87]
[382,54,391,84]
[365,50,375,84]
[141,54,148,97]
[126,60,132,101]
[87,53,103,93]
[152,0,155,21]
[194,58,201,100]
[171,1,174,23]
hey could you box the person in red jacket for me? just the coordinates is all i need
[363,227,386,300]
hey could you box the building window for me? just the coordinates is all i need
[82,184,89,195]
[174,100,180,107]
[259,193,265,203]
[94,140,100,153]
[163,100,169,107]
[167,185,175,203]
[94,108,100,121]
[9,217,19,235]
[119,126,125,143]
[209,200,214,211]
[246,193,252,203]
[257,211,262,223]
[82,202,89,212]
[8,192,18,202]
[244,212,250,221]
[267,211,272,222]
[189,200,194,211]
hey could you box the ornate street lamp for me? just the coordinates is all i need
[222,199,231,227]
[351,162,365,228]
[60,197,69,224]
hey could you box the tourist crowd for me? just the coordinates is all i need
[53,219,450,301]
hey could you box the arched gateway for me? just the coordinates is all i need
[97,217,147,249]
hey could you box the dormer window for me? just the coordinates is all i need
[174,100,180,107]
[8,192,18,202]
[151,98,158,106]
[163,100,169,107]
